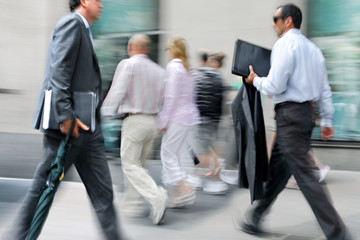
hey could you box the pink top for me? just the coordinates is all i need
[158,58,200,129]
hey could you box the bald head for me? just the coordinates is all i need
[128,34,150,56]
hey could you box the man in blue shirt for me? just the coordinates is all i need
[243,4,352,239]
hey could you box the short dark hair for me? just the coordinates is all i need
[200,52,208,63]
[279,4,302,29]
[69,0,81,12]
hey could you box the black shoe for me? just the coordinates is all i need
[241,222,264,236]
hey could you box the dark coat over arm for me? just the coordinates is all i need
[231,82,268,203]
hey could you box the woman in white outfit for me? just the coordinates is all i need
[158,36,200,207]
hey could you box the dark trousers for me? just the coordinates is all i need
[250,102,350,240]
[5,125,122,240]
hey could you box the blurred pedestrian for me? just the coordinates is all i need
[158,36,200,208]
[3,1,123,239]
[192,52,229,194]
[269,132,331,184]
[311,151,331,182]
[268,132,331,190]
[241,4,352,239]
[102,34,167,225]
[197,48,210,67]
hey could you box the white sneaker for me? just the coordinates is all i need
[319,165,330,182]
[151,187,167,225]
[219,170,239,185]
[203,180,229,195]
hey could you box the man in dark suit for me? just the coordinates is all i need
[4,0,122,239]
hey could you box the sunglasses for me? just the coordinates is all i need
[273,16,283,23]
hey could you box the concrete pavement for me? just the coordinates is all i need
[1,131,359,239]
[1,160,360,240]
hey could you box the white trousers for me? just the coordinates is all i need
[160,123,195,186]
[121,114,163,210]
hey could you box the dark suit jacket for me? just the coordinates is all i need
[231,81,268,203]
[32,12,101,134]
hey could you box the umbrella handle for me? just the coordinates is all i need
[64,113,76,145]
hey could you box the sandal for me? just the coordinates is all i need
[168,182,196,208]
[204,158,221,177]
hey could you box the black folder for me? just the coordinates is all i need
[43,91,96,132]
[72,91,96,132]
[232,39,271,78]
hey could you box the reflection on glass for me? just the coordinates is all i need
[308,1,360,141]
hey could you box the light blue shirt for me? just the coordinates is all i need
[253,29,334,127]
[75,11,90,28]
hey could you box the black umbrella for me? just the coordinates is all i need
[27,116,76,240]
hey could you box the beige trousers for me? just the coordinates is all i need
[121,114,163,211]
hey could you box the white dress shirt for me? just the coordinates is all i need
[253,29,334,127]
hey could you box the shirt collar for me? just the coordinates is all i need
[75,11,90,29]
[130,54,148,59]
[170,58,182,63]
[282,28,301,37]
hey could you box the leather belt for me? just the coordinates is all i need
[275,101,310,111]
[122,113,156,120]
[275,101,293,110]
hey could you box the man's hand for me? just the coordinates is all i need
[321,126,334,141]
[60,118,89,138]
[245,65,257,85]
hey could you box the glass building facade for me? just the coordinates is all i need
[91,0,160,98]
[308,0,360,142]
[89,0,160,155]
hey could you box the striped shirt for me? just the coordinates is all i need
[192,67,224,122]
[102,54,165,116]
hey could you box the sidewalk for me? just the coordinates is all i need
[1,161,359,240]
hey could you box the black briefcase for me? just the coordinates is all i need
[231,39,271,77]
